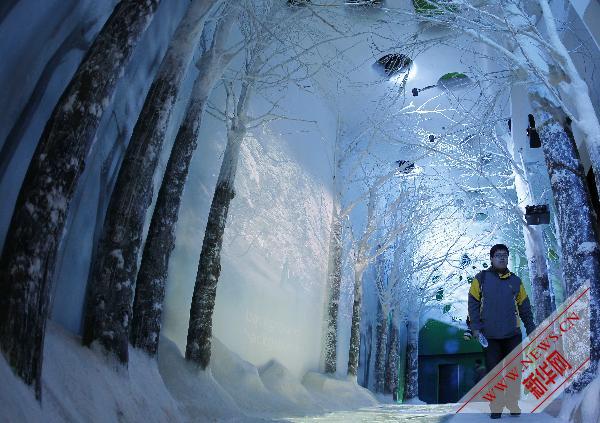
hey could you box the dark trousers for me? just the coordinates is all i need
[483,334,522,412]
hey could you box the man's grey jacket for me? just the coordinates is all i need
[468,269,536,339]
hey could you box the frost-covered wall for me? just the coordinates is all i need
[0,0,116,251]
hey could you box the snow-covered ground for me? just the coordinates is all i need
[286,403,566,422]
[2,321,599,422]
[0,322,377,422]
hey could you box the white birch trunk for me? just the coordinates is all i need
[507,134,553,323]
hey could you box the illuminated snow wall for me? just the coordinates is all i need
[161,84,337,378]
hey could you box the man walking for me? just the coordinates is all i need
[468,244,536,419]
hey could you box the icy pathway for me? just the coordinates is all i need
[283,403,566,422]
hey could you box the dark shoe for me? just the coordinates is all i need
[490,413,502,419]
[510,412,521,417]
[508,404,521,417]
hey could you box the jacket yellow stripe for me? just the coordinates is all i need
[516,282,528,306]
[469,278,481,301]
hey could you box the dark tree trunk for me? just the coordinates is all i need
[404,318,419,400]
[533,102,600,388]
[185,180,236,368]
[347,268,364,377]
[129,95,206,356]
[323,207,342,374]
[384,319,399,395]
[0,0,160,399]
[83,0,217,363]
[185,63,251,368]
[130,7,237,356]
[374,303,388,393]
[362,324,373,387]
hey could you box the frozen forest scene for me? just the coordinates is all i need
[3,0,600,421]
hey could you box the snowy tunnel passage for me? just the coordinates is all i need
[1,0,600,421]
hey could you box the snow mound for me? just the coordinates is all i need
[1,327,383,422]
[558,372,600,423]
[44,323,184,423]
[403,397,427,405]
[0,352,44,422]
[157,336,243,421]
[259,359,322,413]
[209,337,293,415]
[0,322,184,423]
[302,372,378,410]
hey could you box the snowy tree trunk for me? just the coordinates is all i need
[508,134,553,324]
[385,320,399,396]
[524,225,553,324]
[362,324,373,387]
[185,130,244,368]
[533,105,600,386]
[0,0,161,398]
[185,75,251,368]
[130,5,237,356]
[347,188,388,378]
[347,267,365,377]
[83,0,218,363]
[374,302,388,393]
[551,212,568,297]
[323,204,343,374]
[404,316,419,400]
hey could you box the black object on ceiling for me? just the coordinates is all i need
[525,204,550,225]
[527,114,541,148]
[288,0,311,6]
[395,160,415,173]
[377,53,412,76]
[346,0,383,5]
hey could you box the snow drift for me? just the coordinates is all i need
[1,322,379,422]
